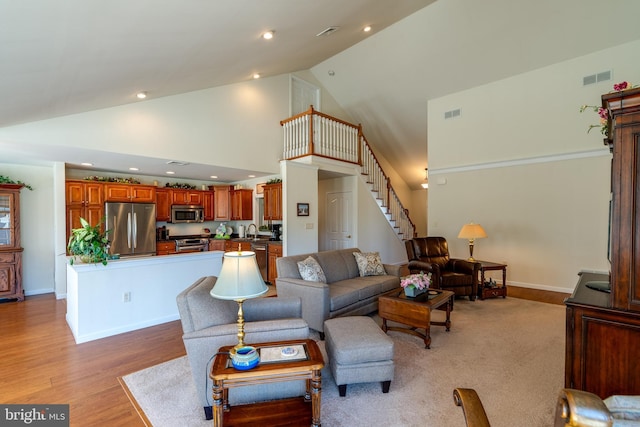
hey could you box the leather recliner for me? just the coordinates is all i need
[405,237,480,301]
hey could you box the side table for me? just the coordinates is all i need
[477,261,507,300]
[210,339,324,427]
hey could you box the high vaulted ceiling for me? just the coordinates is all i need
[1,0,640,187]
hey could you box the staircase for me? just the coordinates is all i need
[280,106,416,240]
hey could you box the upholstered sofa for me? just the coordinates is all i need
[176,276,310,420]
[275,248,401,335]
[405,237,480,301]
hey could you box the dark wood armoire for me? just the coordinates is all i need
[564,87,640,398]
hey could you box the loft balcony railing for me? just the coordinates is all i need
[280,106,416,239]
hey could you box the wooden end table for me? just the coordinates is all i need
[378,288,454,349]
[477,261,508,300]
[210,339,324,427]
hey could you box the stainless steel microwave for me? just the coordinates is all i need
[171,205,204,223]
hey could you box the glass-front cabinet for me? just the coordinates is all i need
[0,184,24,301]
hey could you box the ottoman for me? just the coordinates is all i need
[324,316,395,397]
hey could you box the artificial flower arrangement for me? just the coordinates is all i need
[401,271,432,291]
[580,81,637,137]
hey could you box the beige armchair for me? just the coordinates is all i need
[453,388,640,426]
[176,276,310,420]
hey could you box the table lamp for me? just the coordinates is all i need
[457,223,487,262]
[210,246,268,361]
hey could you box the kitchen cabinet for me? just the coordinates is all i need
[156,241,176,256]
[155,188,171,221]
[267,243,283,284]
[264,183,282,220]
[231,189,253,220]
[66,180,104,245]
[203,190,215,221]
[225,239,243,252]
[209,239,226,251]
[171,189,203,206]
[0,184,24,301]
[104,183,156,202]
[213,186,231,221]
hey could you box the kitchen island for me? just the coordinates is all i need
[66,251,222,343]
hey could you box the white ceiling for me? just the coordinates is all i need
[0,0,433,182]
[1,0,640,187]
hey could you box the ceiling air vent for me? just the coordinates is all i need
[166,160,190,166]
[316,26,340,37]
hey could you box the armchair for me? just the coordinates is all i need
[405,237,480,301]
[453,387,640,426]
[176,276,310,420]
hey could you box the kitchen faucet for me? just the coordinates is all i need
[246,224,258,240]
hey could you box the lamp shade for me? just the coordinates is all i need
[457,223,488,240]
[210,251,268,300]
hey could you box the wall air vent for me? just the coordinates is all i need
[583,70,612,86]
[316,26,340,37]
[444,109,461,120]
[166,160,190,166]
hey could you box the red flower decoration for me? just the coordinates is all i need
[613,81,629,91]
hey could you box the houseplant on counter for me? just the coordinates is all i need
[67,217,111,265]
[401,271,432,297]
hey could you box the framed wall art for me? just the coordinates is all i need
[297,203,309,216]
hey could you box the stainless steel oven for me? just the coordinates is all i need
[175,237,209,252]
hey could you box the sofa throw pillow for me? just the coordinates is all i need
[297,256,327,283]
[353,251,386,277]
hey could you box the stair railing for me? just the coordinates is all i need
[281,107,416,239]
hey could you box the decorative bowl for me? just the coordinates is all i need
[231,346,259,370]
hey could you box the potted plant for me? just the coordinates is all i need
[67,217,111,265]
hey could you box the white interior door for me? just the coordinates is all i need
[326,191,353,250]
[290,76,320,116]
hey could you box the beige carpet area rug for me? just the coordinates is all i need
[120,297,565,427]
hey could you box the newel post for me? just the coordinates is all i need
[357,124,363,166]
[386,180,391,210]
[308,105,315,156]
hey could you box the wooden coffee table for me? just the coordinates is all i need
[378,288,454,349]
[210,339,324,427]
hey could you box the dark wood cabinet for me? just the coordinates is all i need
[213,186,231,221]
[155,188,171,221]
[0,184,24,301]
[203,190,215,221]
[231,189,253,220]
[267,243,283,284]
[209,239,226,251]
[170,189,203,206]
[156,241,176,256]
[565,87,640,398]
[263,183,282,221]
[104,183,156,202]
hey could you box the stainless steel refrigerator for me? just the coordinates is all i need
[105,202,156,257]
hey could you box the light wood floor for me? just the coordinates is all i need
[0,286,569,426]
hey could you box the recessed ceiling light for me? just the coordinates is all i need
[248,175,256,178]
[210,175,218,179]
[166,171,175,175]
[81,162,93,166]
[253,73,261,79]
[136,91,147,99]
[129,167,139,171]
[262,31,274,40]
[363,25,372,33]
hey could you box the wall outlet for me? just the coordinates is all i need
[123,291,131,303]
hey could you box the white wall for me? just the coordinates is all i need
[0,163,56,295]
[281,161,319,256]
[428,40,640,293]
